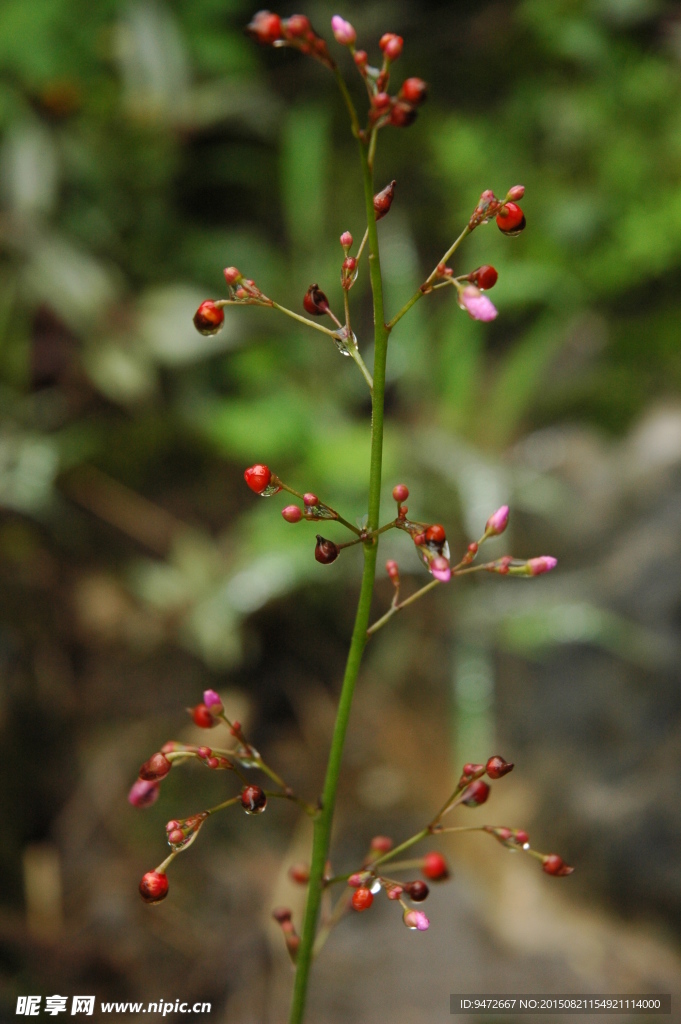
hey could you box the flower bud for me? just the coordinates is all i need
[485,505,509,536]
[390,101,418,127]
[223,266,242,285]
[370,835,393,853]
[331,15,356,45]
[462,779,490,807]
[315,536,339,564]
[371,91,391,111]
[203,689,223,713]
[241,784,267,814]
[486,755,514,779]
[507,184,525,201]
[403,909,429,931]
[461,762,485,780]
[282,504,303,523]
[542,854,574,877]
[128,779,160,808]
[496,201,526,235]
[348,872,365,887]
[392,483,409,502]
[429,556,451,582]
[374,180,396,220]
[399,77,428,105]
[351,887,374,911]
[385,559,399,581]
[288,863,310,885]
[193,300,224,337]
[139,870,169,904]
[139,752,172,781]
[272,906,292,923]
[379,33,403,60]
[245,10,283,45]
[354,49,368,68]
[458,285,498,322]
[303,492,318,506]
[191,703,217,728]
[303,283,330,316]
[525,556,558,575]
[386,883,404,900]
[422,851,449,881]
[405,880,429,902]
[244,463,272,493]
[165,812,207,851]
[340,231,353,249]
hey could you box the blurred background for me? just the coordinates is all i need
[1,0,681,1020]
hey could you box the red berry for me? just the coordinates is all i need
[462,779,490,807]
[425,524,446,545]
[392,483,409,502]
[193,300,224,337]
[283,14,311,38]
[282,505,302,523]
[206,757,219,769]
[422,852,449,881]
[303,492,318,506]
[245,10,283,45]
[139,870,169,904]
[315,536,339,564]
[138,752,171,781]
[374,180,396,220]
[406,880,429,902]
[515,830,530,845]
[351,887,374,911]
[244,464,272,493]
[496,202,526,235]
[371,91,391,111]
[399,78,428,105]
[542,854,574,877]
[379,33,403,59]
[241,784,267,814]
[303,283,329,316]
[223,266,241,285]
[471,265,498,290]
[389,101,417,127]
[486,755,514,779]
[191,703,216,728]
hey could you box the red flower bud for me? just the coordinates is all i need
[193,300,224,337]
[351,887,374,911]
[223,266,242,285]
[128,779,160,808]
[405,880,429,902]
[385,559,399,580]
[303,283,330,316]
[371,91,392,111]
[245,10,283,45]
[244,463,272,493]
[374,180,396,220]
[191,703,217,728]
[139,752,171,781]
[370,835,393,853]
[462,762,485,780]
[496,202,526,235]
[422,851,449,881]
[139,870,169,904]
[486,755,514,779]
[379,33,403,60]
[241,784,267,814]
[282,505,302,523]
[389,101,418,127]
[315,536,339,564]
[288,863,310,885]
[354,49,368,68]
[303,492,318,506]
[272,906,292,923]
[392,483,409,502]
[470,265,498,290]
[542,854,574,877]
[462,779,490,807]
[399,77,428,105]
[507,184,525,201]
[425,524,446,545]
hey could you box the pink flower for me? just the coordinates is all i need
[203,689,223,712]
[331,15,356,45]
[429,555,451,582]
[485,505,509,536]
[403,909,430,931]
[458,285,498,322]
[128,779,160,808]
[527,556,557,575]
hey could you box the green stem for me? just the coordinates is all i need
[287,134,390,1024]
[387,225,471,330]
[367,578,441,636]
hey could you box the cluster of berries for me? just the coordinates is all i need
[246,11,333,68]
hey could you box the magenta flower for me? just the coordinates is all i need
[485,505,509,536]
[429,555,451,582]
[331,15,356,45]
[527,556,557,575]
[128,779,160,808]
[203,689,223,712]
[458,285,498,322]
[403,909,430,931]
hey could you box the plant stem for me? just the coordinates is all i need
[287,136,390,1024]
[367,578,441,636]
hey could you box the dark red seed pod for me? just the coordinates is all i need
[245,10,283,45]
[425,524,446,545]
[399,77,428,105]
[191,703,216,729]
[462,762,485,779]
[462,779,490,807]
[542,854,574,877]
[244,463,272,493]
[389,101,417,128]
[496,202,526,235]
[422,852,449,881]
[241,784,267,814]
[138,752,172,781]
[392,483,409,502]
[193,300,224,337]
[486,755,514,779]
[351,887,374,911]
[470,265,498,290]
[406,880,429,902]
[139,870,169,904]
[303,283,330,316]
[315,536,339,564]
[374,180,397,220]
